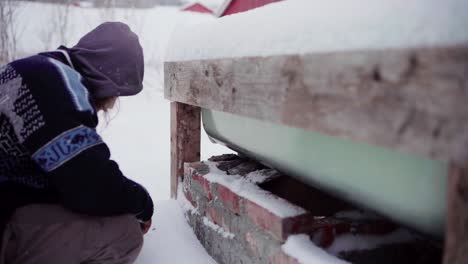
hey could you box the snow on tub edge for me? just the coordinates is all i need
[166,0,468,62]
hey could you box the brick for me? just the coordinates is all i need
[309,218,354,247]
[311,217,397,248]
[245,199,317,241]
[245,231,261,257]
[184,162,209,182]
[216,159,245,172]
[245,200,283,240]
[182,159,429,264]
[208,154,240,162]
[192,173,213,200]
[227,161,265,176]
[284,213,320,235]
[314,227,336,248]
[184,162,212,200]
[216,185,241,215]
[205,206,223,228]
[186,162,210,175]
[183,188,197,208]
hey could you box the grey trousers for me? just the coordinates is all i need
[0,204,143,264]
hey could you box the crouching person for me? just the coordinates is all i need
[0,22,153,264]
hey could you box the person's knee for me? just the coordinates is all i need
[92,214,144,263]
[4,205,144,264]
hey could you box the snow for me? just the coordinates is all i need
[166,0,468,61]
[204,162,306,218]
[134,200,217,264]
[284,231,413,264]
[244,169,279,184]
[178,183,199,215]
[283,235,349,264]
[13,2,215,72]
[202,217,236,239]
[326,229,416,256]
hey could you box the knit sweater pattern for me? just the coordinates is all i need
[0,55,153,230]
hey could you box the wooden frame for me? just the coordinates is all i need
[444,165,468,264]
[170,102,200,198]
[165,44,468,262]
[166,45,468,166]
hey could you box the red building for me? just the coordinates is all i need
[182,3,214,14]
[218,0,283,16]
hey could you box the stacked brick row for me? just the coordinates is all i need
[180,154,441,264]
[182,155,308,263]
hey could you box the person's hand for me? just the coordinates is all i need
[140,219,152,234]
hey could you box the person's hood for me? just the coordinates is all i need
[43,22,144,99]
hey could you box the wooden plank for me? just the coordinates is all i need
[170,102,201,198]
[444,165,468,264]
[165,45,468,165]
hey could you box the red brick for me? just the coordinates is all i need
[245,232,261,257]
[205,206,231,232]
[245,200,284,240]
[183,188,197,208]
[216,159,245,172]
[192,173,212,200]
[204,207,216,221]
[217,185,241,214]
[245,199,317,241]
[244,196,394,244]
[205,206,221,225]
[285,213,319,235]
[311,217,397,247]
[314,227,335,248]
[269,249,300,264]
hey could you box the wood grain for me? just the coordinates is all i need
[165,45,468,165]
[444,165,468,264]
[170,102,201,198]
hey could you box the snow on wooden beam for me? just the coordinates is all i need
[165,45,468,167]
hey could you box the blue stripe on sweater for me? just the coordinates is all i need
[32,125,103,172]
[49,58,94,113]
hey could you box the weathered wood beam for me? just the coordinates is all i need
[165,45,468,166]
[170,102,200,198]
[444,165,468,264]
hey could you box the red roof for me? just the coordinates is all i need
[182,3,214,14]
[218,0,283,16]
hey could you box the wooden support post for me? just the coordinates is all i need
[170,102,201,198]
[444,165,468,264]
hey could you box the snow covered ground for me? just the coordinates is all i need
[135,200,217,264]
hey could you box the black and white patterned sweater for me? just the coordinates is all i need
[0,54,153,229]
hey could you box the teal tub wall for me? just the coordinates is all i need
[202,109,447,237]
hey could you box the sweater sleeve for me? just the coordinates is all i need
[13,56,153,221]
